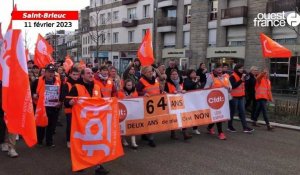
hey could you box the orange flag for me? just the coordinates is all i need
[63,55,74,73]
[25,48,30,62]
[71,98,124,171]
[0,23,3,43]
[34,34,54,68]
[137,29,155,66]
[260,33,292,58]
[7,4,17,32]
[79,59,86,69]
[0,29,37,147]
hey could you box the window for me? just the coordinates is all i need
[107,12,111,22]
[128,8,137,19]
[128,31,134,43]
[167,9,177,17]
[184,32,190,47]
[113,32,119,43]
[163,33,176,48]
[143,5,150,18]
[100,0,105,5]
[107,32,111,43]
[100,34,105,44]
[100,14,105,24]
[142,29,147,38]
[113,11,119,21]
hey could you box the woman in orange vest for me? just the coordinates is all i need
[204,63,231,140]
[136,66,161,147]
[117,79,139,149]
[165,69,192,140]
[253,69,273,130]
[228,64,254,133]
[94,65,116,98]
[61,67,80,148]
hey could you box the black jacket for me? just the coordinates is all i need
[183,78,201,91]
[245,73,256,100]
[64,79,95,108]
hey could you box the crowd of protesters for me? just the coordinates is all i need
[0,58,274,175]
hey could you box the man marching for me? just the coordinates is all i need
[61,67,80,148]
[65,68,109,175]
[32,64,62,147]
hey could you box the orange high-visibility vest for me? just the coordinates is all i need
[230,72,245,97]
[255,77,272,101]
[95,79,113,97]
[35,76,61,127]
[211,74,230,88]
[139,77,160,95]
[167,82,183,93]
[117,89,138,99]
[64,82,72,114]
[75,83,101,98]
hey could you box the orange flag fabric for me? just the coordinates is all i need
[7,4,17,32]
[0,29,37,147]
[137,29,155,66]
[71,97,124,171]
[79,59,86,70]
[260,33,292,58]
[34,34,54,68]
[63,55,74,73]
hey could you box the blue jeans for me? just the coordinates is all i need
[229,97,248,129]
[253,99,270,125]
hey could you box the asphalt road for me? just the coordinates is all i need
[0,121,299,175]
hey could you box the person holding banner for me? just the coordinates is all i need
[32,64,62,147]
[61,67,80,148]
[65,68,109,175]
[205,63,232,140]
[228,64,254,133]
[117,79,139,149]
[136,66,161,147]
[183,69,202,135]
[165,69,192,140]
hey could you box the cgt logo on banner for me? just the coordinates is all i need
[71,98,124,172]
[254,11,300,27]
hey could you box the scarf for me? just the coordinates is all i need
[172,78,181,91]
[98,73,108,81]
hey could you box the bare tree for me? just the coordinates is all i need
[89,2,111,63]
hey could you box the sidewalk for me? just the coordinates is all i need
[234,116,300,131]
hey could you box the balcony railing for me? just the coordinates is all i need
[122,0,139,5]
[210,12,218,21]
[221,6,248,19]
[122,19,138,27]
[158,0,177,8]
[266,0,300,13]
[158,17,177,27]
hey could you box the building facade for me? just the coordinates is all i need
[190,0,300,89]
[83,0,154,73]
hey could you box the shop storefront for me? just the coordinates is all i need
[206,47,245,71]
[162,48,190,71]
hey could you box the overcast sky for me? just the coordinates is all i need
[0,0,90,53]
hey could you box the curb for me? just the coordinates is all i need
[233,116,300,131]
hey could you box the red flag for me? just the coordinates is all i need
[0,29,37,147]
[137,29,155,66]
[260,33,292,58]
[63,55,74,73]
[71,98,124,171]
[34,34,54,68]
